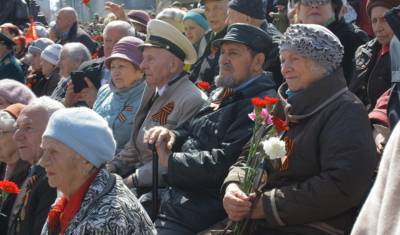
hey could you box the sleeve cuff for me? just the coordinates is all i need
[263,188,286,227]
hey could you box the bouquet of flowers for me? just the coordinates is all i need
[0,180,20,217]
[233,96,288,235]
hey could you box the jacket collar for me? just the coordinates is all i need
[213,71,276,105]
[278,69,348,123]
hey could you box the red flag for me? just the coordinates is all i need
[82,0,90,6]
[25,17,37,43]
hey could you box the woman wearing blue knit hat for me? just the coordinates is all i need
[183,9,209,58]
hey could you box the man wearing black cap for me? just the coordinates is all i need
[144,23,277,234]
[226,0,284,87]
[0,32,24,83]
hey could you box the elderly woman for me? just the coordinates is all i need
[0,104,30,232]
[0,79,36,109]
[32,44,63,97]
[183,9,209,58]
[51,42,91,102]
[296,0,369,83]
[26,38,54,92]
[349,0,398,111]
[222,24,377,234]
[90,36,145,153]
[39,107,155,234]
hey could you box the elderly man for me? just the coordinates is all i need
[144,23,277,234]
[50,42,91,102]
[55,7,97,54]
[8,96,64,235]
[226,0,284,86]
[189,0,229,85]
[64,20,136,108]
[0,32,24,83]
[107,19,207,191]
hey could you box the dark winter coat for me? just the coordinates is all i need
[224,69,377,235]
[327,18,369,84]
[156,72,277,234]
[59,23,97,54]
[350,39,392,111]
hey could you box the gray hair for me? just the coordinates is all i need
[103,20,136,37]
[29,96,65,117]
[62,43,91,64]
[0,111,16,132]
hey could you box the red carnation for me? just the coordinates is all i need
[196,81,211,92]
[263,96,280,105]
[0,181,20,194]
[251,97,269,107]
[272,116,289,132]
[81,0,90,6]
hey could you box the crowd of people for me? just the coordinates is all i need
[0,0,399,234]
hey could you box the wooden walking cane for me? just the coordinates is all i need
[151,144,159,221]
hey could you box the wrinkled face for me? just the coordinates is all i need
[0,96,11,110]
[0,129,18,164]
[31,52,42,72]
[226,8,250,25]
[13,107,49,165]
[371,6,394,46]
[297,1,335,25]
[40,137,91,193]
[110,58,143,89]
[205,0,228,32]
[280,50,327,91]
[103,27,128,58]
[140,47,177,87]
[184,20,206,45]
[217,42,256,88]
[58,49,80,77]
[41,58,56,77]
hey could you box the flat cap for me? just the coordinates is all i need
[213,23,273,55]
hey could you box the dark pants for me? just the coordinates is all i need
[146,188,226,234]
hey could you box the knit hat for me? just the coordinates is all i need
[127,10,150,28]
[156,8,186,33]
[279,24,344,73]
[228,0,265,20]
[183,10,209,30]
[4,103,26,120]
[41,44,62,66]
[28,38,54,55]
[0,79,35,105]
[35,25,49,38]
[42,107,116,168]
[105,36,144,69]
[366,0,400,16]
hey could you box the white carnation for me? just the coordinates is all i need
[261,137,286,160]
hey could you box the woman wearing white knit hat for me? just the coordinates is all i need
[34,44,63,97]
